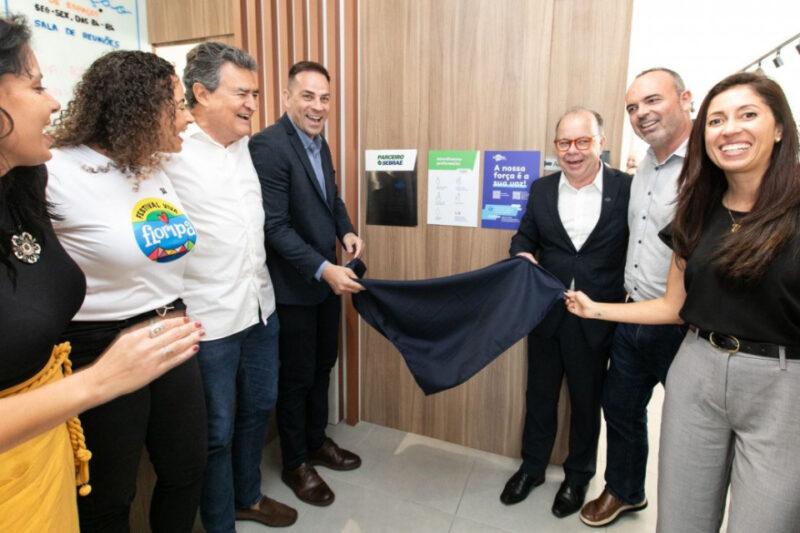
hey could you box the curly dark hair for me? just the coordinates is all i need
[53,50,177,184]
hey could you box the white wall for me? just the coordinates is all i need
[622,0,800,162]
[5,0,149,107]
[153,42,197,79]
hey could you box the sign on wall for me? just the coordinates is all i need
[5,0,146,106]
[426,150,480,228]
[365,149,418,227]
[480,150,540,230]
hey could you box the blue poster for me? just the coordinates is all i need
[480,150,540,230]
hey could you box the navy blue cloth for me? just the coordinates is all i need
[353,258,566,395]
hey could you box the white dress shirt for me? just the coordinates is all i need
[163,124,276,340]
[625,140,687,301]
[557,163,604,251]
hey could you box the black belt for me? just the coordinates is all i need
[689,325,800,359]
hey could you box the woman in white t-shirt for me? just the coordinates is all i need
[47,51,206,533]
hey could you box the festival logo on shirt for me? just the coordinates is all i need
[131,198,197,262]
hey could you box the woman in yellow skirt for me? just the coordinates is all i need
[0,15,205,532]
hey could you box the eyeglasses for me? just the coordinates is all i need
[553,136,596,152]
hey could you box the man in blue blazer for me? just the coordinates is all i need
[501,108,631,518]
[249,61,364,507]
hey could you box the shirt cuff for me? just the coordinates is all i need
[315,260,331,281]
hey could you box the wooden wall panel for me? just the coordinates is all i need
[147,0,234,45]
[308,0,323,61]
[341,0,360,424]
[545,0,634,168]
[359,0,632,457]
[360,0,556,457]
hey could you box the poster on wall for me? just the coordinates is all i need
[5,0,146,106]
[480,150,540,230]
[426,150,480,227]
[365,149,418,227]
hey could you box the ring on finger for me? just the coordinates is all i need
[149,321,166,338]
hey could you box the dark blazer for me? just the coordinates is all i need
[249,113,356,306]
[509,164,632,347]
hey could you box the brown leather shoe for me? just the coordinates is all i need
[309,438,362,471]
[282,463,335,506]
[235,495,298,527]
[579,486,647,527]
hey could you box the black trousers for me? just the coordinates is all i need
[521,313,610,485]
[275,294,340,470]
[63,310,207,533]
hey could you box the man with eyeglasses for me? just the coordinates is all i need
[501,108,631,518]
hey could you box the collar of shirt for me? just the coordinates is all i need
[288,116,322,154]
[73,144,114,167]
[558,162,604,193]
[184,122,249,154]
[645,137,688,168]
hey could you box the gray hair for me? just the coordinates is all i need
[554,106,604,136]
[634,67,686,95]
[183,42,257,108]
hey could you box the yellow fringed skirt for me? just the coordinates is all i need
[0,343,92,533]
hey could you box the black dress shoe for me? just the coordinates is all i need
[552,481,588,518]
[500,468,545,505]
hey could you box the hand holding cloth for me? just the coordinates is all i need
[353,258,565,394]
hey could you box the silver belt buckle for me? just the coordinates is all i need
[709,332,740,353]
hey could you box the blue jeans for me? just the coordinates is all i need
[197,314,280,533]
[602,322,687,504]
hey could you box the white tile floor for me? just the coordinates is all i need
[239,387,667,532]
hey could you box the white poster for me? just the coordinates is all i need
[365,149,417,172]
[6,0,147,106]
[427,150,480,227]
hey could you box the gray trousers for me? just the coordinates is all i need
[657,332,800,533]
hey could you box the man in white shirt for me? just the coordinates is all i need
[503,108,632,518]
[580,68,692,528]
[163,42,297,531]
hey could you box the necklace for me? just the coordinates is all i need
[9,209,41,264]
[726,208,741,233]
